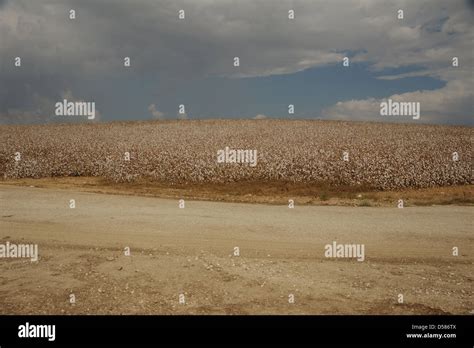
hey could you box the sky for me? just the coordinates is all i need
[0,0,472,125]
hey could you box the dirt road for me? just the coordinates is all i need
[0,185,472,314]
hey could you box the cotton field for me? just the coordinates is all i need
[0,120,471,190]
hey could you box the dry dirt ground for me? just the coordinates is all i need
[0,184,472,315]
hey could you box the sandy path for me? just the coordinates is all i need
[0,185,472,314]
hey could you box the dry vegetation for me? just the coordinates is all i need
[0,119,472,190]
[2,176,473,206]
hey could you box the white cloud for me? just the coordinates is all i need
[148,104,164,120]
[60,89,102,121]
[253,114,268,119]
[322,79,473,124]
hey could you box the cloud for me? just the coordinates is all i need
[0,93,57,124]
[148,104,164,120]
[1,0,471,79]
[60,89,102,121]
[322,79,473,125]
[0,0,472,124]
[253,114,268,119]
[0,89,102,124]
[0,109,41,124]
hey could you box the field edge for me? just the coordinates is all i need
[1,177,472,207]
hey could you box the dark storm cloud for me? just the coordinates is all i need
[0,0,472,124]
